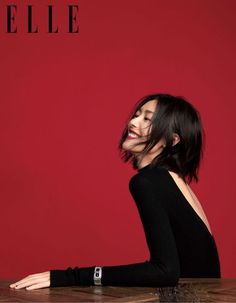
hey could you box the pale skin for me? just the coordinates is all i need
[122,99,180,168]
[9,99,212,290]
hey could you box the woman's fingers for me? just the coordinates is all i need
[14,277,41,290]
[10,275,36,288]
[10,271,50,290]
[26,281,50,290]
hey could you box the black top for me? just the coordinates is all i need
[50,165,221,287]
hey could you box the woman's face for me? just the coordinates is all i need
[122,99,165,155]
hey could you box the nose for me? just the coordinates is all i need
[129,116,139,130]
[129,115,150,131]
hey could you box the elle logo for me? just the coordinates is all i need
[4,4,79,33]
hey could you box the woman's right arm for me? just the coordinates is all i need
[50,173,180,287]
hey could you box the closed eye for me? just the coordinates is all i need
[133,113,151,121]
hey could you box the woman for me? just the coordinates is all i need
[9,93,221,290]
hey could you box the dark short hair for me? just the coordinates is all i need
[118,93,205,184]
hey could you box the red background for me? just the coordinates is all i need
[0,0,235,279]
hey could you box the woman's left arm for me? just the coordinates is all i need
[10,172,180,289]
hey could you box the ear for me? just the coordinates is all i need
[172,133,180,146]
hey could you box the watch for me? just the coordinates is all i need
[93,266,102,286]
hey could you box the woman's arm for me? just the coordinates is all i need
[10,173,180,289]
[50,173,180,287]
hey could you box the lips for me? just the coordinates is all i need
[127,129,141,139]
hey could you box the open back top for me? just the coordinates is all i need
[50,165,221,287]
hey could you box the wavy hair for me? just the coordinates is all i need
[118,93,205,184]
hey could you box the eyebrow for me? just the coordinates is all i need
[136,108,154,114]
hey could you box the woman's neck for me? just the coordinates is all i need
[136,154,153,170]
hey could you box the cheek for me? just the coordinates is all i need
[141,124,152,137]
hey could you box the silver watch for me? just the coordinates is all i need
[93,266,102,285]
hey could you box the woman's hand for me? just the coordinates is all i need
[9,271,50,290]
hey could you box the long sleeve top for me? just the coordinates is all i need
[50,165,221,287]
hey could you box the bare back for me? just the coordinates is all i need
[168,171,213,236]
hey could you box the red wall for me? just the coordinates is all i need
[1,0,235,279]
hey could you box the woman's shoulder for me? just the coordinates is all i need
[128,167,175,210]
[129,165,171,190]
[133,164,169,178]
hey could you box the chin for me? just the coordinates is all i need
[122,144,140,154]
